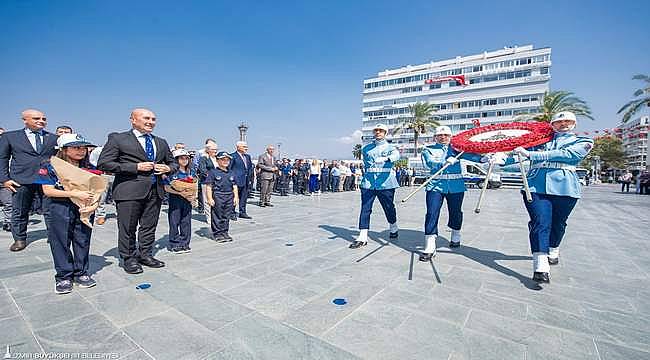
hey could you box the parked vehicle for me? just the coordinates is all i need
[408,157,501,188]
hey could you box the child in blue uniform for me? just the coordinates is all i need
[205,151,239,242]
[164,149,196,254]
[36,134,99,294]
[497,111,593,283]
[419,126,484,261]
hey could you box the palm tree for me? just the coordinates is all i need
[352,144,362,160]
[515,90,594,122]
[618,74,650,123]
[392,102,440,157]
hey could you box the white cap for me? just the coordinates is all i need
[373,123,388,132]
[551,111,577,124]
[56,133,94,149]
[172,149,190,158]
[435,126,452,135]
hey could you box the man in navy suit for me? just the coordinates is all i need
[0,109,58,251]
[229,141,254,219]
[97,108,177,274]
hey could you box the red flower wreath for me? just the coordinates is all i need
[451,121,554,154]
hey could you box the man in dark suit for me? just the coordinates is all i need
[229,141,254,219]
[0,109,58,251]
[97,108,177,274]
[256,144,277,207]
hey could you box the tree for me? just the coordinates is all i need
[392,102,439,157]
[515,90,594,122]
[581,136,626,170]
[618,74,650,123]
[352,144,362,160]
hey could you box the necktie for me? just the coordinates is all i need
[144,135,156,183]
[33,131,43,153]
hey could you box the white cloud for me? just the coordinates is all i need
[337,129,363,144]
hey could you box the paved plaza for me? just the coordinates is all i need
[0,184,649,359]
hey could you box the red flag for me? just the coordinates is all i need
[471,118,481,127]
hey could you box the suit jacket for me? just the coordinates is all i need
[228,151,253,187]
[256,153,276,180]
[97,130,177,201]
[0,129,58,184]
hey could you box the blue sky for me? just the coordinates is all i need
[1,0,648,158]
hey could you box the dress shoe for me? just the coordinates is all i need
[349,241,367,249]
[389,231,398,239]
[419,253,435,262]
[123,261,143,274]
[138,256,165,268]
[2,223,11,232]
[548,257,559,265]
[265,203,274,207]
[231,215,238,221]
[239,213,252,219]
[213,234,230,243]
[449,241,461,248]
[532,272,550,283]
[258,202,266,207]
[9,240,26,252]
[96,217,106,225]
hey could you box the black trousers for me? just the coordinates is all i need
[11,183,49,242]
[47,200,92,281]
[211,192,233,235]
[237,183,250,214]
[115,185,162,262]
[167,194,192,248]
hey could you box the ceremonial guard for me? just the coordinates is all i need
[419,126,483,261]
[349,124,400,249]
[501,112,593,283]
[36,134,99,294]
[205,151,239,242]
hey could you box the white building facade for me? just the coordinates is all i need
[362,45,551,157]
[619,115,649,171]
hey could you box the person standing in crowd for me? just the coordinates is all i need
[206,151,238,242]
[192,138,216,214]
[55,125,73,136]
[0,128,11,232]
[320,160,330,193]
[409,167,415,186]
[500,111,593,283]
[229,141,254,219]
[88,145,113,225]
[174,142,186,150]
[298,159,310,195]
[0,109,58,252]
[354,165,363,190]
[349,124,400,249]
[198,142,218,217]
[98,108,176,274]
[418,126,484,262]
[620,170,633,193]
[291,159,301,194]
[163,149,195,254]
[338,162,348,192]
[256,144,277,207]
[279,158,292,196]
[36,134,99,294]
[330,161,341,192]
[309,159,320,194]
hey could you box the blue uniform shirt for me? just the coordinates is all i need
[360,139,400,190]
[163,169,195,185]
[505,132,593,198]
[34,162,62,189]
[205,167,236,194]
[421,143,482,193]
[280,164,292,175]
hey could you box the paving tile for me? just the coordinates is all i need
[18,292,97,331]
[0,316,43,354]
[595,340,650,360]
[86,286,171,327]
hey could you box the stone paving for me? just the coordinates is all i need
[0,184,649,359]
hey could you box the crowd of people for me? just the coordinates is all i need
[0,108,596,293]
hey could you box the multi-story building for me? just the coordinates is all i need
[362,45,551,157]
[619,115,649,171]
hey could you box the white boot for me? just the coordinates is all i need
[355,229,368,244]
[389,223,398,238]
[533,252,550,273]
[548,247,559,265]
[423,235,437,255]
[450,229,461,244]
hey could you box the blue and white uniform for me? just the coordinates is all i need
[421,143,482,244]
[164,169,195,250]
[505,127,593,275]
[357,138,400,231]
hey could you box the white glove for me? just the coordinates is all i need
[488,152,507,165]
[375,156,389,163]
[445,157,458,165]
[513,147,530,158]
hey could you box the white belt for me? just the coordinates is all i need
[365,168,392,173]
[435,174,463,180]
[531,162,576,171]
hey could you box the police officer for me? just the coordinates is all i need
[349,124,400,249]
[279,158,292,196]
[498,111,593,283]
[419,126,483,261]
[206,151,239,242]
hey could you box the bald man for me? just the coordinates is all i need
[0,109,59,251]
[98,108,177,274]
